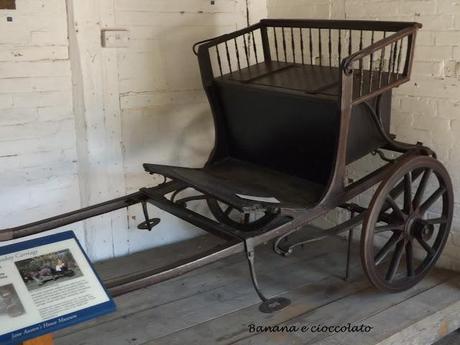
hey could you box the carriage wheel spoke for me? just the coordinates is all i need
[418,186,446,215]
[384,169,423,213]
[413,168,431,209]
[389,179,405,200]
[385,240,405,281]
[375,232,402,265]
[374,223,404,233]
[386,196,405,220]
[382,181,405,214]
[423,216,447,225]
[416,236,435,256]
[403,173,413,214]
[377,209,394,224]
[406,240,414,277]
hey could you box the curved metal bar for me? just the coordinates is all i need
[372,149,395,163]
[175,195,210,205]
[274,212,366,256]
[362,96,436,158]
[170,186,189,202]
[193,37,216,56]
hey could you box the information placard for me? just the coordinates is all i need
[0,231,116,344]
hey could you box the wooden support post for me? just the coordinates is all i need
[22,334,53,345]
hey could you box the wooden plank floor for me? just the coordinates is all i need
[55,235,460,345]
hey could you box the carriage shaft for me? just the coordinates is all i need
[0,191,147,242]
[106,240,244,297]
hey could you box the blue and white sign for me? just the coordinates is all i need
[0,231,116,344]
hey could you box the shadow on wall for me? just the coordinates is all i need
[120,13,237,187]
[172,107,216,167]
[121,102,214,188]
[117,13,239,254]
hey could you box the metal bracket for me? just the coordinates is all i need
[273,211,366,257]
[244,238,291,313]
[372,149,395,163]
[137,201,161,231]
[242,204,269,215]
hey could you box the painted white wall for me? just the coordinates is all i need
[0,0,86,246]
[0,0,267,261]
[267,0,460,271]
[114,0,267,256]
[5,0,458,270]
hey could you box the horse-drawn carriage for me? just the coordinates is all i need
[0,19,453,313]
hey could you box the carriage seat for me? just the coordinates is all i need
[144,59,392,212]
[220,61,340,97]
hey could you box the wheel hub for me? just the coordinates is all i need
[404,215,433,241]
[403,214,417,240]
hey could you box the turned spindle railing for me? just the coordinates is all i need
[194,19,420,104]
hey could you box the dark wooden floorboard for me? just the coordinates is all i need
[54,235,458,345]
[56,235,352,344]
[229,270,452,345]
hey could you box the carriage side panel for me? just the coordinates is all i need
[215,82,339,186]
[346,90,392,164]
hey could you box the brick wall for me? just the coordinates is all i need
[0,0,267,260]
[5,0,458,268]
[0,0,85,244]
[114,0,267,254]
[267,0,460,270]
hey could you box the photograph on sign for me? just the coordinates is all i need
[15,249,82,291]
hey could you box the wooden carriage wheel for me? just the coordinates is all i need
[207,199,277,231]
[361,156,453,292]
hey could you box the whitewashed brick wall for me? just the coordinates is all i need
[114,0,267,254]
[7,0,457,269]
[0,0,267,261]
[268,0,460,270]
[0,0,84,245]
